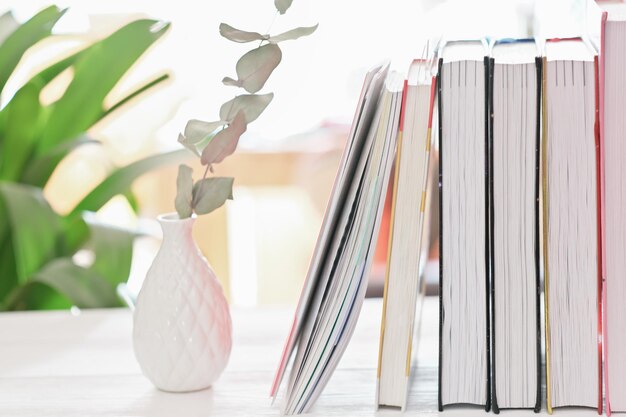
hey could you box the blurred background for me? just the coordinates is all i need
[0,0,592,310]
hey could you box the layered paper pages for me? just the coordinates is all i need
[272,64,403,414]
[376,58,438,410]
[489,39,541,413]
[438,40,491,411]
[542,38,601,413]
[595,2,626,414]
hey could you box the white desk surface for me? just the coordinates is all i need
[0,298,595,416]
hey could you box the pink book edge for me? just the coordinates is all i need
[599,10,610,416]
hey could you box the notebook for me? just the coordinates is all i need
[488,39,542,413]
[542,37,602,414]
[271,65,403,414]
[437,39,491,412]
[376,56,438,410]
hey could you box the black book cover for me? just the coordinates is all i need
[437,54,491,413]
[488,54,542,414]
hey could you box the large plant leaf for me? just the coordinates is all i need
[219,93,273,123]
[0,6,66,95]
[0,236,18,304]
[99,73,170,122]
[219,23,266,43]
[178,119,225,156]
[192,177,234,215]
[123,190,140,213]
[0,182,61,284]
[21,135,100,185]
[275,0,294,14]
[0,52,86,184]
[0,12,19,46]
[0,83,43,181]
[26,49,83,89]
[175,164,194,219]
[60,214,89,256]
[201,111,247,166]
[70,149,188,216]
[37,19,170,155]
[32,258,121,308]
[3,281,72,311]
[222,44,282,94]
[86,222,135,287]
[269,25,318,43]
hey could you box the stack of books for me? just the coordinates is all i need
[271,3,626,415]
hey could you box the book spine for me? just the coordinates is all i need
[593,54,604,417]
[437,57,444,413]
[534,56,543,415]
[483,55,492,414]
[599,10,610,417]
[541,56,553,415]
[488,56,498,415]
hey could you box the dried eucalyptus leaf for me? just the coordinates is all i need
[178,120,226,155]
[201,111,247,166]
[224,44,282,94]
[192,177,234,215]
[175,164,194,219]
[269,24,318,43]
[274,0,293,15]
[219,93,274,123]
[178,133,200,156]
[222,76,242,88]
[185,119,225,142]
[219,23,267,43]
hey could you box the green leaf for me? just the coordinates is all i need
[219,93,273,123]
[38,19,170,154]
[0,198,17,303]
[219,23,266,43]
[70,149,188,216]
[0,236,18,304]
[192,177,234,215]
[175,164,194,219]
[201,111,247,166]
[222,44,282,94]
[60,214,89,256]
[0,12,19,46]
[26,49,83,89]
[4,281,72,311]
[32,258,121,308]
[178,119,225,156]
[269,24,318,43]
[0,82,43,181]
[21,135,99,185]
[123,190,140,213]
[86,222,135,287]
[275,0,294,14]
[99,73,170,122]
[0,182,61,283]
[0,6,66,95]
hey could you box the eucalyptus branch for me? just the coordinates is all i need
[174,0,317,219]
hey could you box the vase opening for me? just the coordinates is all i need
[158,212,197,222]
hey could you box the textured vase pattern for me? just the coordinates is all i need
[133,214,232,392]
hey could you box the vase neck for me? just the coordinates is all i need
[158,214,196,246]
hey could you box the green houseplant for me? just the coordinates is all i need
[0,6,186,311]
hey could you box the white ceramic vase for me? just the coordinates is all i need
[133,213,232,392]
